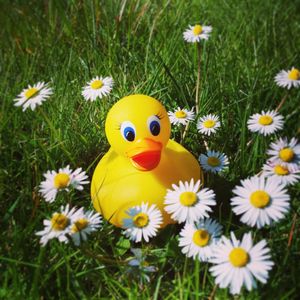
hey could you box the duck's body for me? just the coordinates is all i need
[91,139,200,226]
[91,94,202,227]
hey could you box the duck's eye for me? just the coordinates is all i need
[147,116,161,136]
[121,121,136,142]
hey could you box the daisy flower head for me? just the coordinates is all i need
[128,248,155,272]
[179,218,222,261]
[275,67,300,89]
[231,175,290,228]
[199,150,229,174]
[210,232,274,295]
[168,107,195,126]
[127,248,157,282]
[183,24,212,43]
[82,76,114,101]
[39,165,89,203]
[267,137,300,171]
[122,202,163,243]
[164,178,216,224]
[197,114,220,136]
[247,110,284,136]
[262,162,300,186]
[70,209,102,246]
[14,82,53,111]
[35,204,82,246]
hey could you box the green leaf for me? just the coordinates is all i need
[115,237,131,256]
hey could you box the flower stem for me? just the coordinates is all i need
[275,93,288,112]
[195,259,200,300]
[208,284,217,300]
[195,43,201,115]
[181,122,190,143]
[183,256,188,278]
[203,138,209,151]
[288,213,297,247]
[202,264,208,289]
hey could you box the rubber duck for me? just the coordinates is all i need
[91,94,201,227]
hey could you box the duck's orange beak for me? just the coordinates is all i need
[127,138,162,171]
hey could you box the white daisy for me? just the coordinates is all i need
[69,167,90,191]
[262,162,300,186]
[179,218,222,261]
[70,209,102,246]
[183,24,212,43]
[122,202,163,243]
[128,248,156,272]
[199,150,229,174]
[39,165,89,203]
[164,179,216,224]
[197,114,220,136]
[247,110,284,136]
[168,107,195,126]
[14,82,53,111]
[275,67,300,89]
[210,232,274,295]
[231,175,290,228]
[127,248,157,282]
[35,204,82,246]
[82,76,114,101]
[267,137,300,171]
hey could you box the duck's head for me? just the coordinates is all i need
[105,94,171,171]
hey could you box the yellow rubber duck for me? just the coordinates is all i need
[91,94,201,227]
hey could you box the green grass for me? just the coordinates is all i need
[1,0,300,299]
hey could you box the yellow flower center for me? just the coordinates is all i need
[72,218,89,233]
[193,229,210,247]
[133,213,149,228]
[229,248,249,267]
[91,80,103,89]
[179,191,198,206]
[207,156,220,167]
[193,25,203,36]
[203,120,216,128]
[51,213,69,231]
[279,148,294,162]
[288,68,300,80]
[175,110,187,119]
[258,115,273,126]
[250,190,270,208]
[54,173,70,189]
[274,165,289,176]
[142,261,149,267]
[25,87,38,99]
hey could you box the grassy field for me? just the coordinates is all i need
[1,0,300,299]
